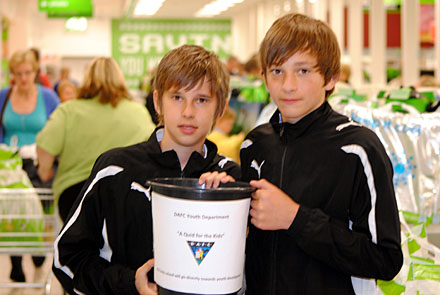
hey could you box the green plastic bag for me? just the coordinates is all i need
[0,144,44,246]
[377,216,440,294]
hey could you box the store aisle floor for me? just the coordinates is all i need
[0,254,64,295]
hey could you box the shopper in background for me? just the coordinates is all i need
[208,106,244,163]
[29,47,52,88]
[334,63,352,94]
[226,55,245,76]
[241,13,403,294]
[51,45,240,295]
[141,68,159,125]
[0,49,59,283]
[239,53,269,104]
[53,66,79,95]
[417,74,438,88]
[243,53,262,78]
[36,57,155,223]
[57,79,78,102]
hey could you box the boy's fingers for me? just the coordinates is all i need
[212,172,228,188]
[205,171,218,188]
[220,175,235,183]
[251,190,261,200]
[199,172,234,189]
[135,259,156,295]
[148,283,158,292]
[212,179,220,188]
[198,172,210,185]
[250,199,260,210]
[206,172,217,188]
[250,179,273,190]
[199,171,217,188]
[145,259,154,270]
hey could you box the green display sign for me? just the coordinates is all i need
[39,0,93,17]
[384,0,435,4]
[389,88,411,100]
[111,19,232,89]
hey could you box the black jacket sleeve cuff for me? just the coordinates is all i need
[287,205,310,238]
[123,269,139,295]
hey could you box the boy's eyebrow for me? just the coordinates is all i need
[194,92,213,98]
[174,89,213,98]
[269,61,317,68]
[293,61,315,66]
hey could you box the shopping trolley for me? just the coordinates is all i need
[0,188,59,294]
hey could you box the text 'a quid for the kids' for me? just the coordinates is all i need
[177,231,225,239]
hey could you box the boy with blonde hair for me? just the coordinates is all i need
[241,13,403,294]
[53,45,240,295]
[208,106,244,163]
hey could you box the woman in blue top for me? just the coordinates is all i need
[0,49,59,283]
[0,50,59,146]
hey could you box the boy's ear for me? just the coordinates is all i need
[153,90,160,115]
[324,75,338,91]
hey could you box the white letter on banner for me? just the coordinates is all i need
[120,34,140,54]
[120,57,144,76]
[143,34,164,54]
[189,34,209,47]
[211,35,231,54]
[165,34,188,51]
[146,57,163,72]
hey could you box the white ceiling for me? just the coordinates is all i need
[93,0,263,19]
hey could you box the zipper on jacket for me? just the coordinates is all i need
[279,144,288,188]
[269,144,288,294]
[269,232,279,295]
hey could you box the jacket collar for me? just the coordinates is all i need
[269,101,332,140]
[147,126,219,175]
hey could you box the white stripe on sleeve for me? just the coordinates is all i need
[341,144,378,295]
[53,165,123,279]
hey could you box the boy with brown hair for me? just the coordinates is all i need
[241,13,403,294]
[52,45,240,295]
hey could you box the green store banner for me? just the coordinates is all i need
[38,0,93,17]
[111,19,232,90]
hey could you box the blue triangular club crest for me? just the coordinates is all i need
[187,241,215,265]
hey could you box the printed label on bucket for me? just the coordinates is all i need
[152,191,250,294]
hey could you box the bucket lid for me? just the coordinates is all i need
[146,178,255,201]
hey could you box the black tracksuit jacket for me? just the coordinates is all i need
[241,102,403,295]
[52,128,241,295]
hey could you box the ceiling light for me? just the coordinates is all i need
[134,0,165,16]
[65,17,87,32]
[196,0,244,17]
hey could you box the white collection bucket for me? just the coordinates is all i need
[147,178,254,295]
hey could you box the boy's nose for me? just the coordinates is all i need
[282,72,297,92]
[182,101,195,118]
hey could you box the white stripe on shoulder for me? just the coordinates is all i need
[351,277,376,294]
[99,219,112,262]
[131,181,151,201]
[73,288,86,295]
[336,120,363,131]
[240,139,253,150]
[218,156,233,168]
[53,165,124,279]
[341,144,377,244]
